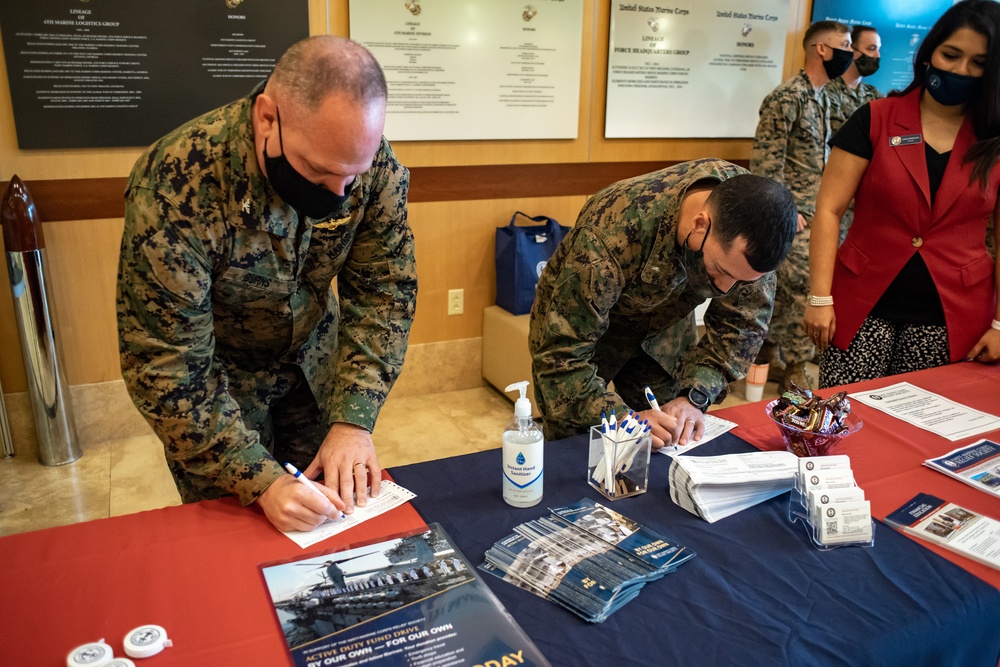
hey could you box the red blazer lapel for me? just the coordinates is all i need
[931,116,977,224]
[887,89,932,211]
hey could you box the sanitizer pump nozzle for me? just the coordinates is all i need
[504,381,532,420]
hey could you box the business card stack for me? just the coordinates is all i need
[790,455,873,548]
[668,451,799,522]
[480,499,695,623]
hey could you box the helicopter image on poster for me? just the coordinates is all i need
[263,526,475,648]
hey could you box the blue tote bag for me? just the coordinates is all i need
[495,211,569,315]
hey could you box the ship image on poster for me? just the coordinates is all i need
[260,523,550,667]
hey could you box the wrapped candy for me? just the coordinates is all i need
[772,382,852,435]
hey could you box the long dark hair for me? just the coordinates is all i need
[896,0,1000,188]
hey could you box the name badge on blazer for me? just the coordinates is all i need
[889,134,922,147]
[312,216,352,231]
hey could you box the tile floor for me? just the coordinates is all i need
[0,370,799,538]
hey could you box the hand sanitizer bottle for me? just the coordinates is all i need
[502,381,544,508]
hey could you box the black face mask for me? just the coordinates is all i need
[822,46,855,80]
[263,107,351,220]
[681,220,740,299]
[924,64,982,106]
[854,53,880,77]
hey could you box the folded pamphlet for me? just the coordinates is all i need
[923,439,1000,500]
[886,493,1000,570]
[480,499,694,623]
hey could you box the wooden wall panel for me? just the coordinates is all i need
[408,195,588,345]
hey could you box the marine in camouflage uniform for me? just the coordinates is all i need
[528,159,777,441]
[117,86,416,506]
[826,76,882,241]
[750,70,831,373]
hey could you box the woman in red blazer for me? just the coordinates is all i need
[805,0,1000,387]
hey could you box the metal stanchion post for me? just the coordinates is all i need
[0,376,12,458]
[1,176,81,466]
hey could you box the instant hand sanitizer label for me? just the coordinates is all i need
[503,434,543,507]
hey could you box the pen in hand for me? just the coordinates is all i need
[284,462,345,519]
[644,386,683,452]
[644,386,660,412]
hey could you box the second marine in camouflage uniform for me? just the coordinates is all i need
[750,70,831,373]
[528,159,776,441]
[825,76,883,240]
[117,86,416,505]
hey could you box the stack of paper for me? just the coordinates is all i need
[481,499,695,623]
[669,451,799,523]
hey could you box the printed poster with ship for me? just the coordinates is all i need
[260,523,550,667]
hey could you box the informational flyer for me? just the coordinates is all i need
[349,0,583,140]
[605,0,789,138]
[658,413,737,456]
[924,439,1000,499]
[850,382,1000,442]
[282,481,417,549]
[261,523,550,667]
[811,0,954,95]
[886,493,1000,571]
[0,0,308,148]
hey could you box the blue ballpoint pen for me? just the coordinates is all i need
[644,386,660,412]
[644,387,682,452]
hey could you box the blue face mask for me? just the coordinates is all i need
[924,64,981,106]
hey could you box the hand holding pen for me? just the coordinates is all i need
[285,463,344,518]
[639,386,679,450]
[645,386,705,447]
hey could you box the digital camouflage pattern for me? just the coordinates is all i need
[750,70,831,220]
[750,71,831,368]
[826,77,882,136]
[827,77,882,240]
[528,159,776,441]
[117,92,416,505]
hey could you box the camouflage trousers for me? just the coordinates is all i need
[168,362,328,503]
[765,226,815,367]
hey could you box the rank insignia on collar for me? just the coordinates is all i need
[313,216,352,230]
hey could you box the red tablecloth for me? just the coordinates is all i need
[0,473,425,666]
[716,361,1000,589]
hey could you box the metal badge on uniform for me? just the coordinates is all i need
[889,134,922,147]
[312,216,352,231]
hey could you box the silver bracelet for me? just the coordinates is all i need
[992,319,1000,332]
[808,295,834,307]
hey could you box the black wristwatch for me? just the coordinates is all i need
[683,387,711,413]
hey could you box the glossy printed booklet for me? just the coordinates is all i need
[260,523,550,667]
[885,493,1000,571]
[923,439,1000,499]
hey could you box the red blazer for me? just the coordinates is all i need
[831,88,999,361]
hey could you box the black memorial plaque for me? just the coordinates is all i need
[0,0,309,149]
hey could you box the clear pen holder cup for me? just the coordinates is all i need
[588,425,651,501]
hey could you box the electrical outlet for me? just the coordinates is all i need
[447,289,464,315]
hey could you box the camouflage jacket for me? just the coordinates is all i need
[826,77,882,135]
[117,93,416,504]
[750,70,830,220]
[528,159,775,436]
